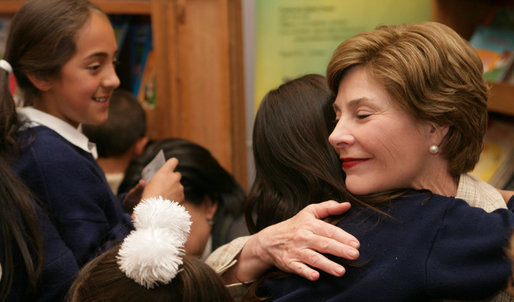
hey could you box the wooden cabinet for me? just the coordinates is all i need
[0,0,247,187]
[431,0,514,116]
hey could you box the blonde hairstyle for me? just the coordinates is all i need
[327,22,488,177]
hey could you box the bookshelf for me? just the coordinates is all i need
[432,0,514,189]
[431,0,514,116]
[0,0,247,187]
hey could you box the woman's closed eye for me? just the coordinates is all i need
[356,111,371,119]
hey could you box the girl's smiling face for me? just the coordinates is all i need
[37,9,120,128]
[328,65,437,195]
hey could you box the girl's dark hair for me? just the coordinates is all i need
[66,245,234,302]
[0,157,43,301]
[0,0,103,155]
[119,138,246,249]
[246,74,351,233]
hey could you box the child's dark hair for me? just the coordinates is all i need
[67,245,234,302]
[119,138,247,249]
[0,157,43,300]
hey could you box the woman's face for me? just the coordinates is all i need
[329,66,436,195]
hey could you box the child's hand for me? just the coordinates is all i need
[123,179,145,214]
[142,157,184,203]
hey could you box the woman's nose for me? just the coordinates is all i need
[329,119,355,148]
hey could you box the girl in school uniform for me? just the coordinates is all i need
[0,0,183,299]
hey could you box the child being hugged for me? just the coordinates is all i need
[0,0,183,296]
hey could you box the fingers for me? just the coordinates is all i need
[310,218,360,250]
[142,157,184,201]
[288,250,346,281]
[287,261,322,281]
[306,200,351,219]
[162,157,179,171]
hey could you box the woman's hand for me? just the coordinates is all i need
[141,158,184,202]
[226,200,360,283]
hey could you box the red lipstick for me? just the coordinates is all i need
[341,158,367,169]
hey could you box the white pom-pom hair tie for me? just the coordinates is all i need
[117,197,191,289]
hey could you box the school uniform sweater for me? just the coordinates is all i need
[260,192,514,302]
[13,108,132,266]
[3,203,79,301]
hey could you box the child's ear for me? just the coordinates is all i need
[26,73,54,91]
[134,136,149,156]
[205,199,218,221]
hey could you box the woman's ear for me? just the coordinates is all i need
[26,73,54,91]
[429,123,450,146]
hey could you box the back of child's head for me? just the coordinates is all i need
[0,0,104,153]
[118,138,246,250]
[66,198,234,302]
[82,89,147,158]
[67,246,233,302]
[119,138,245,218]
[247,74,350,232]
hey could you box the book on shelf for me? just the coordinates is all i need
[469,5,514,83]
[128,23,153,100]
[137,49,156,107]
[110,15,131,58]
[470,117,514,189]
[469,25,514,83]
[484,5,514,30]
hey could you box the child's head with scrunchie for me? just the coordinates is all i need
[66,197,234,302]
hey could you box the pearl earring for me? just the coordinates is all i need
[429,145,439,154]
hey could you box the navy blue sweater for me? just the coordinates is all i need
[261,192,514,302]
[13,126,133,267]
[3,202,79,301]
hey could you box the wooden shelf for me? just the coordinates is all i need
[0,1,151,14]
[93,0,151,14]
[432,0,514,117]
[489,82,514,116]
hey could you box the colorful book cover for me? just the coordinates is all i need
[469,25,514,82]
[137,50,156,107]
[129,24,152,97]
[110,15,131,58]
[470,118,514,188]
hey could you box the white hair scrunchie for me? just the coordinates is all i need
[117,197,191,289]
[0,59,13,74]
